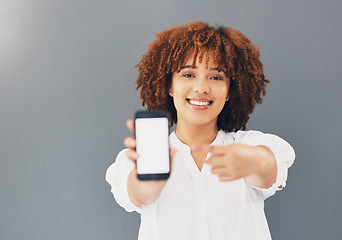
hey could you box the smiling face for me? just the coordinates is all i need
[169,52,230,129]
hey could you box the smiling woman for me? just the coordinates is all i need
[106,21,295,240]
[135,22,269,132]
[170,52,230,131]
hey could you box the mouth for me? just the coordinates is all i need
[186,98,213,108]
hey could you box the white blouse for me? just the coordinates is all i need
[106,130,295,240]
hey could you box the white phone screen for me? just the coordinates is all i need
[135,117,170,174]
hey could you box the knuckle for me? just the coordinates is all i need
[123,137,130,146]
[124,137,135,148]
[219,176,228,181]
[126,150,137,161]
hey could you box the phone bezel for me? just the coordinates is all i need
[134,110,170,181]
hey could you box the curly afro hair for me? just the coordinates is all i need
[135,21,269,132]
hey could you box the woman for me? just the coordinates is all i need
[106,21,295,240]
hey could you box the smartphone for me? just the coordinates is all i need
[134,110,170,180]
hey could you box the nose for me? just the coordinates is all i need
[192,78,209,94]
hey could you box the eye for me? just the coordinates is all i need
[183,73,195,78]
[211,76,223,80]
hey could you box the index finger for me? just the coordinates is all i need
[126,119,135,133]
[208,145,228,156]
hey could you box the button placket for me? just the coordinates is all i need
[195,176,210,240]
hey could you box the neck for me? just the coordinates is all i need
[175,120,218,147]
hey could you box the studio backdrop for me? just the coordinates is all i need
[1,0,341,239]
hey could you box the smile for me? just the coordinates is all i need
[186,98,213,107]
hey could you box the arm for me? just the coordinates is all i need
[127,168,166,206]
[204,144,277,188]
[124,120,174,207]
[233,130,295,198]
[244,145,277,189]
[194,130,295,198]
[106,146,168,212]
[106,120,173,211]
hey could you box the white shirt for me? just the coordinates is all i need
[106,130,295,240]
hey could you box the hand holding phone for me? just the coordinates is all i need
[123,112,173,206]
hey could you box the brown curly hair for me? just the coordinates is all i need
[135,21,269,132]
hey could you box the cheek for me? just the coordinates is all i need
[171,86,183,105]
[173,84,187,98]
[218,85,229,98]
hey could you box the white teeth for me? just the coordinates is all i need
[188,100,210,106]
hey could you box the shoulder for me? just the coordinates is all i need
[218,129,265,145]
[233,129,264,139]
[222,130,294,153]
[232,130,281,144]
[230,130,295,162]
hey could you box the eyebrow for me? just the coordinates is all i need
[181,65,221,71]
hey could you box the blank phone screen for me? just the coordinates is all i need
[135,117,170,174]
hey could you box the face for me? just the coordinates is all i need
[169,52,230,128]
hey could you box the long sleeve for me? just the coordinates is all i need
[233,130,296,199]
[106,149,142,213]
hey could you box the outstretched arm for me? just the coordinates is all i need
[125,120,175,206]
[200,144,277,188]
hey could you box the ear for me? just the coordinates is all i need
[169,85,173,97]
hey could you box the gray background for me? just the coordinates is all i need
[1,0,341,239]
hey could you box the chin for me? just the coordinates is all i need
[186,117,217,128]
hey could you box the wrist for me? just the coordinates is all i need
[255,145,275,173]
[244,145,277,189]
[128,170,164,206]
[127,170,145,207]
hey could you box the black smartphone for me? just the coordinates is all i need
[134,110,170,180]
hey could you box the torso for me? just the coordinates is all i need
[137,130,272,240]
